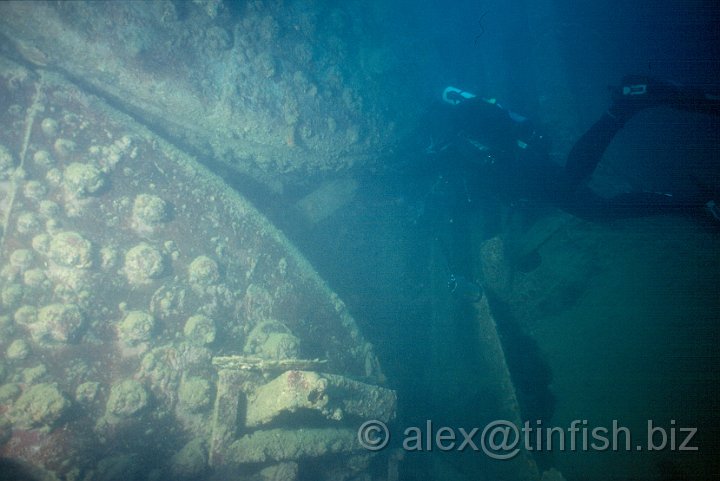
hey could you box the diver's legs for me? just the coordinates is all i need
[562,112,624,191]
[560,76,720,223]
[564,76,720,194]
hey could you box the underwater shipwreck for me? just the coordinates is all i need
[0,3,407,480]
[0,2,718,481]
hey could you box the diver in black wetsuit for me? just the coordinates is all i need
[432,77,720,224]
[421,86,554,207]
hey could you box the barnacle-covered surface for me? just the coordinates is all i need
[0,0,421,189]
[0,58,392,479]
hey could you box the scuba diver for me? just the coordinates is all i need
[422,86,553,206]
[428,76,720,225]
[411,75,719,299]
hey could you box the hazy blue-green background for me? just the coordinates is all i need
[280,1,720,480]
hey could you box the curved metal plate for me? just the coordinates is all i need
[0,58,390,479]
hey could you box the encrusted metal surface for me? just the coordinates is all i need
[245,370,397,427]
[0,57,392,480]
[0,1,420,188]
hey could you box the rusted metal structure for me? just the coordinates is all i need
[0,58,395,480]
